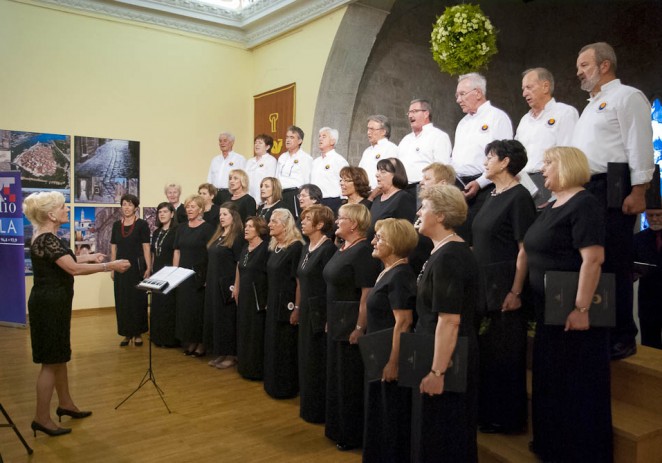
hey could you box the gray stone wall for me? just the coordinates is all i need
[344,0,662,165]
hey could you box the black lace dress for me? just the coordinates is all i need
[28,233,75,364]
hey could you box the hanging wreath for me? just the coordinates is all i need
[430,4,498,76]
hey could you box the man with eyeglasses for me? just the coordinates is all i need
[358,115,398,198]
[397,99,452,199]
[277,125,313,218]
[515,68,578,207]
[451,72,513,243]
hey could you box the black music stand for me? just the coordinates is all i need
[0,403,33,460]
[115,290,171,413]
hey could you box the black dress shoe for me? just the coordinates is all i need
[120,338,131,347]
[31,421,71,437]
[611,342,637,360]
[191,351,206,358]
[56,407,92,422]
[336,443,358,451]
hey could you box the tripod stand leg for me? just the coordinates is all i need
[0,404,34,455]
[114,369,151,409]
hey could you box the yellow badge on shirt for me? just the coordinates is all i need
[547,118,556,126]
[481,124,489,131]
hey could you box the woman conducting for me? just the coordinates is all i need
[414,184,480,462]
[323,203,380,451]
[110,193,151,347]
[296,204,337,423]
[205,203,245,369]
[235,216,270,380]
[24,191,130,436]
[364,218,418,462]
[516,147,610,462]
[472,140,536,434]
[263,208,304,399]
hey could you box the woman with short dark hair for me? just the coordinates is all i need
[472,139,536,435]
[369,158,416,236]
[111,193,152,347]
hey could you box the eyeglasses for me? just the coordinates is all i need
[374,233,387,244]
[297,194,310,199]
[339,178,354,183]
[367,126,384,132]
[405,109,427,116]
[337,216,350,221]
[455,88,478,99]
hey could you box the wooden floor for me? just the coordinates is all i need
[0,309,361,463]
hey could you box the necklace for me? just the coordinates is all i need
[121,218,136,238]
[242,240,262,266]
[491,178,517,196]
[418,233,458,283]
[155,228,170,257]
[301,236,328,269]
[274,244,284,254]
[376,257,406,283]
[341,237,366,252]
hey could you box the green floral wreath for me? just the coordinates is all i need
[430,4,498,76]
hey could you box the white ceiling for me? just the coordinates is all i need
[30,0,353,48]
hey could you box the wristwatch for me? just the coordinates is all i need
[430,369,446,377]
[574,306,589,313]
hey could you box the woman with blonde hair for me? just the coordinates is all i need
[515,146,610,462]
[24,191,130,436]
[414,184,480,462]
[323,203,381,451]
[174,195,216,357]
[205,203,245,369]
[364,218,418,461]
[256,177,283,225]
[263,208,304,398]
[227,169,256,222]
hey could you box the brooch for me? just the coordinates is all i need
[547,118,556,126]
[598,102,607,111]
[294,159,299,164]
[259,163,264,168]
[325,165,330,170]
[229,162,234,166]
[481,124,489,131]
[375,153,381,159]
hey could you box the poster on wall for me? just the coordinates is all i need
[143,207,157,235]
[1,130,71,200]
[254,83,295,158]
[73,206,122,258]
[73,137,140,204]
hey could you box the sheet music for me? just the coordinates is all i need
[137,266,195,294]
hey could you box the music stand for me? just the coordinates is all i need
[115,266,194,413]
[0,403,34,459]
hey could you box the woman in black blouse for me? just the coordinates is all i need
[414,184,480,462]
[228,169,257,223]
[256,177,283,225]
[514,147,610,462]
[369,158,416,237]
[296,204,337,423]
[110,194,151,347]
[204,203,245,368]
[235,217,269,380]
[323,203,381,451]
[198,183,220,229]
[472,140,536,434]
[263,208,304,399]
[364,218,418,462]
[150,202,178,347]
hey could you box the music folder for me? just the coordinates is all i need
[398,333,468,393]
[544,271,616,327]
[136,266,195,294]
[358,328,394,382]
[607,162,630,209]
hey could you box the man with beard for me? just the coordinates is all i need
[571,42,655,359]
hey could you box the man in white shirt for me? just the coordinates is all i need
[311,127,349,214]
[397,99,452,198]
[207,132,247,204]
[451,73,513,242]
[358,115,398,198]
[245,134,277,202]
[277,125,313,217]
[515,68,578,206]
[571,42,655,359]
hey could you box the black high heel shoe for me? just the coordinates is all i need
[31,421,71,437]
[56,407,92,422]
[120,337,131,347]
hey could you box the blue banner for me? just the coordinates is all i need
[0,172,26,326]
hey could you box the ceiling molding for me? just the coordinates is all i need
[28,0,353,47]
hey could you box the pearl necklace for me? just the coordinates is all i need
[376,257,407,283]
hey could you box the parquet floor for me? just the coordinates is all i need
[0,309,361,463]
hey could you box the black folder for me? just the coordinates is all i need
[645,164,661,209]
[398,333,468,393]
[544,271,616,327]
[607,162,631,209]
[481,260,516,312]
[358,328,394,382]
